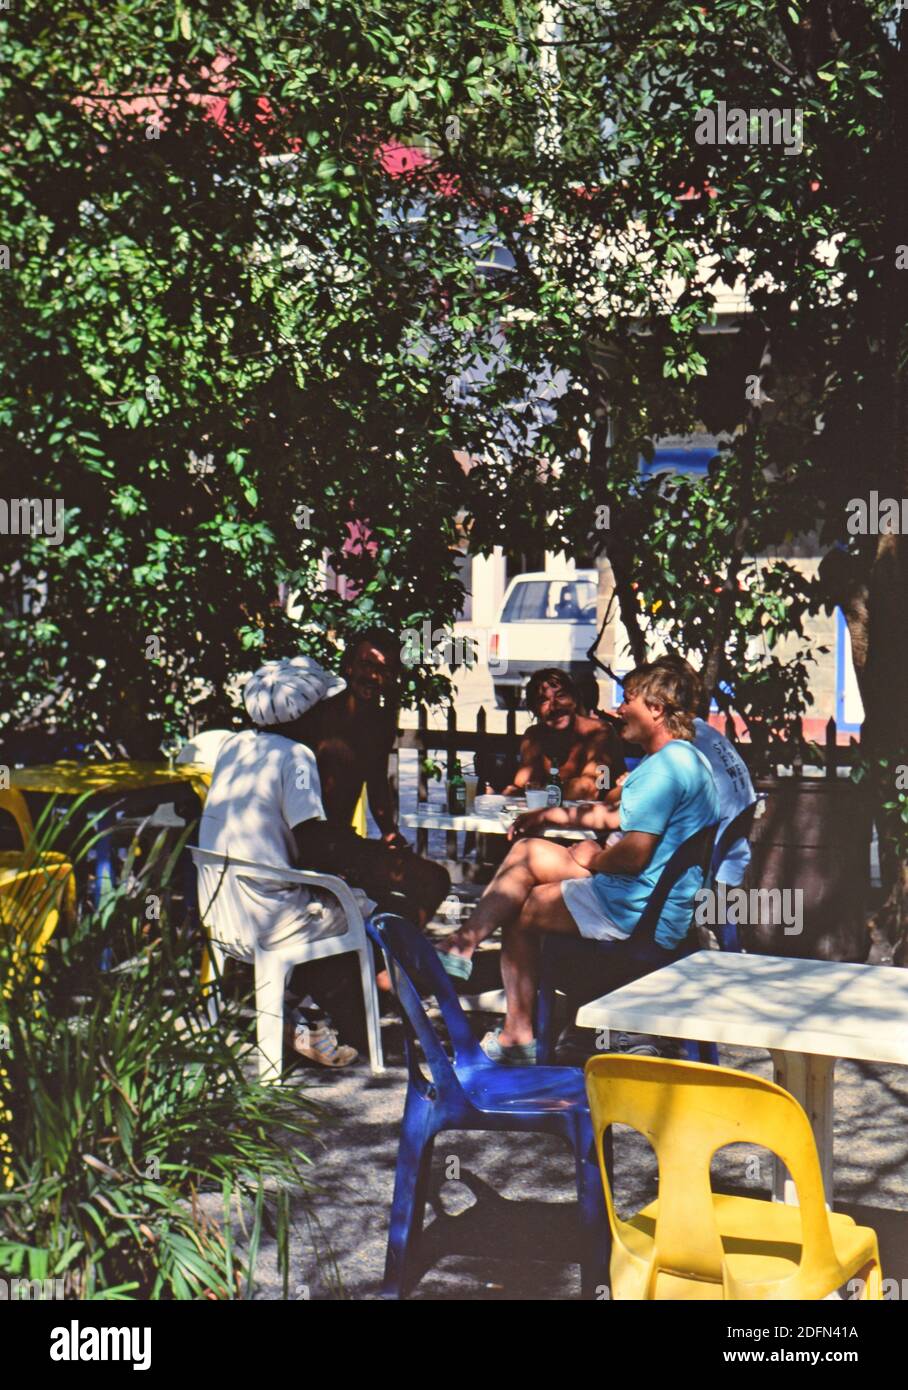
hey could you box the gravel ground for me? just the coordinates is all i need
[204,735,901,1302]
[230,996,908,1302]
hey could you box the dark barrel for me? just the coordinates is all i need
[742,777,872,961]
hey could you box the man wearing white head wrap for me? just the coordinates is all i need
[242,656,348,730]
[199,655,372,1068]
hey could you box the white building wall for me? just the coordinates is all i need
[465,547,507,630]
[544,550,576,576]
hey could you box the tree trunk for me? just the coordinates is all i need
[876,0,908,956]
[587,412,648,668]
[698,515,748,718]
[698,421,757,716]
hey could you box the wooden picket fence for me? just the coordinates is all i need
[390,706,523,860]
[388,707,859,861]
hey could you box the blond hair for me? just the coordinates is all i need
[650,654,704,720]
[622,662,696,741]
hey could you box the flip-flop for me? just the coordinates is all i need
[436,949,473,982]
[481,1027,538,1066]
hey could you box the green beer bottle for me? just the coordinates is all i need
[447,759,467,815]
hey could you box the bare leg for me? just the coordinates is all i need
[440,838,589,963]
[565,839,601,871]
[499,882,582,1045]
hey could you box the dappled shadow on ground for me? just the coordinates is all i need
[253,1019,908,1300]
[410,1170,585,1300]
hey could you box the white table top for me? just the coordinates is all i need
[401,808,596,840]
[575,951,908,1065]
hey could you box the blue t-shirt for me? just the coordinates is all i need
[591,739,720,948]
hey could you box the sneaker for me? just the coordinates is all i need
[290,1021,359,1068]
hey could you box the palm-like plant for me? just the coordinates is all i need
[0,809,321,1299]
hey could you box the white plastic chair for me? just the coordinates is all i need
[177,729,233,769]
[190,846,384,1081]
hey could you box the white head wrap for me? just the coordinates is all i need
[243,656,346,727]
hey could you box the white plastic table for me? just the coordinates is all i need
[401,807,597,841]
[575,951,908,1205]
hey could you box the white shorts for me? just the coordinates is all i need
[560,876,629,943]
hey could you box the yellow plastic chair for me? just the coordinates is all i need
[0,858,74,1191]
[0,857,75,977]
[0,1063,11,1189]
[0,857,75,1186]
[0,786,72,875]
[584,1054,882,1301]
[0,787,34,848]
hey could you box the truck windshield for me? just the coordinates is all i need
[501,580,596,623]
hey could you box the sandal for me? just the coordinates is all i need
[481,1027,538,1066]
[436,949,473,982]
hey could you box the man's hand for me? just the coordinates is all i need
[382,829,410,851]
[507,808,550,841]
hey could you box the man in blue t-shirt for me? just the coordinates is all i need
[583,735,721,947]
[436,661,720,1064]
[649,654,756,890]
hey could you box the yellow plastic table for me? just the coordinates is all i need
[11,761,211,803]
[10,761,211,904]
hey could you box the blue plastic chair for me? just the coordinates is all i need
[709,800,758,953]
[682,801,759,1064]
[367,912,610,1300]
[536,821,719,1065]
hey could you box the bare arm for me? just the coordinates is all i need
[366,712,406,845]
[589,830,659,877]
[603,781,623,807]
[366,756,399,840]
[508,800,620,840]
[502,731,547,793]
[292,818,353,873]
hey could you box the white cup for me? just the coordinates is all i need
[463,775,478,812]
[525,788,549,810]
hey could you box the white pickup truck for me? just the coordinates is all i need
[487,570,599,709]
